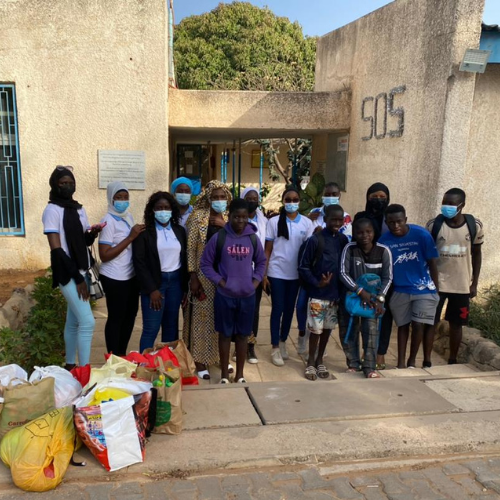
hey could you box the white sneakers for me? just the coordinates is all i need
[297,334,308,355]
[271,348,284,366]
[279,341,290,360]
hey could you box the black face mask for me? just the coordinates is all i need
[58,185,76,200]
[247,202,259,214]
[367,198,388,214]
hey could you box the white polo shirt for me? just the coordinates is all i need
[266,214,313,280]
[42,204,91,272]
[179,205,193,228]
[98,213,136,281]
[248,210,268,249]
[156,223,182,272]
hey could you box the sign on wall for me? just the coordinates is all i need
[98,150,146,190]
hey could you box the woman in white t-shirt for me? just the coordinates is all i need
[263,187,313,367]
[98,182,145,356]
[42,166,102,369]
[132,191,188,352]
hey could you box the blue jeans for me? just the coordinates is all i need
[269,277,300,346]
[59,277,96,366]
[296,287,309,332]
[140,270,183,352]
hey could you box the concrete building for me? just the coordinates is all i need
[0,0,497,285]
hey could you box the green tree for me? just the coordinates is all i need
[174,2,317,91]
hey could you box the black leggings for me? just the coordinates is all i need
[377,287,394,356]
[252,283,264,337]
[100,274,140,356]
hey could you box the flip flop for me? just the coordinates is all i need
[316,364,330,379]
[197,370,210,380]
[305,365,317,381]
[346,368,358,373]
[367,371,381,379]
[376,363,386,370]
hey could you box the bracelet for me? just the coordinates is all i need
[356,287,364,296]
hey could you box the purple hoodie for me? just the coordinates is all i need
[200,222,267,298]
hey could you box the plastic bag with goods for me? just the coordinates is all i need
[29,366,82,408]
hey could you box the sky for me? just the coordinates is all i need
[174,0,500,37]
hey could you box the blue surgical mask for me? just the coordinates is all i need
[155,210,172,224]
[211,200,227,213]
[113,200,129,213]
[322,196,340,206]
[175,193,191,206]
[441,205,458,219]
[285,203,299,214]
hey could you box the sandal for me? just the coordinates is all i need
[236,377,247,384]
[316,364,330,379]
[367,371,381,379]
[422,361,432,368]
[197,370,211,380]
[228,364,235,374]
[220,378,230,384]
[346,368,358,373]
[376,363,386,370]
[305,366,317,381]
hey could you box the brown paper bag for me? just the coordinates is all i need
[152,364,182,435]
[153,340,197,384]
[0,378,55,438]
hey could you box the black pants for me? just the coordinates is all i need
[100,274,140,356]
[250,284,264,341]
[377,287,394,356]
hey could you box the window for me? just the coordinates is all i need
[0,85,24,235]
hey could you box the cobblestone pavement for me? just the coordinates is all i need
[3,456,500,499]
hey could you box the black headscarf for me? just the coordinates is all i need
[48,167,89,270]
[277,186,300,240]
[354,182,390,242]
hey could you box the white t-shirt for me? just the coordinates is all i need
[179,205,193,228]
[98,213,136,281]
[42,204,91,272]
[156,223,182,272]
[266,214,313,280]
[248,210,268,249]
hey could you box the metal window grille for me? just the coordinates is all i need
[0,85,24,236]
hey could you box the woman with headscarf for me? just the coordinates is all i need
[354,182,393,369]
[133,191,188,352]
[42,166,102,369]
[98,181,145,356]
[171,176,194,228]
[183,180,232,380]
[353,182,390,242]
[239,186,268,364]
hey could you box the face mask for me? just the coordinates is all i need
[323,196,340,206]
[155,210,172,224]
[113,200,129,213]
[441,205,459,219]
[247,202,259,214]
[58,185,75,199]
[367,198,388,214]
[211,200,227,213]
[175,193,191,206]
[284,203,299,214]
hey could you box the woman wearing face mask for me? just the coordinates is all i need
[354,182,393,369]
[263,186,314,366]
[183,180,232,379]
[42,166,102,369]
[171,177,193,228]
[132,191,188,352]
[98,182,145,356]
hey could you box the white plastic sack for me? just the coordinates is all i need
[0,365,28,390]
[84,355,137,391]
[29,366,82,408]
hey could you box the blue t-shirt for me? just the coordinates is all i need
[379,224,439,295]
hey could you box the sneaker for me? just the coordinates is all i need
[247,344,258,364]
[297,333,307,355]
[279,341,289,360]
[271,348,284,366]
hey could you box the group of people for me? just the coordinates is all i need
[42,166,484,383]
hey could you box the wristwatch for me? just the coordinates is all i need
[376,295,385,303]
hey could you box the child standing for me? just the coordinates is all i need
[200,199,267,383]
[298,205,348,380]
[340,218,393,377]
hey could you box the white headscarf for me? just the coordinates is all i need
[106,181,132,221]
[241,186,260,200]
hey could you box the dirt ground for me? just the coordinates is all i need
[0,269,46,305]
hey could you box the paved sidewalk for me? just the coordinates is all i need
[3,456,500,499]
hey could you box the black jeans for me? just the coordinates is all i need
[251,283,264,338]
[100,274,140,356]
[377,287,394,356]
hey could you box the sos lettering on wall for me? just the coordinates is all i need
[361,85,406,141]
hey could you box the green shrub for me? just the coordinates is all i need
[0,270,66,373]
[469,284,500,347]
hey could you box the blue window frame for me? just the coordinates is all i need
[0,84,24,236]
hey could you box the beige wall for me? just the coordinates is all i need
[314,0,484,222]
[465,65,500,284]
[0,0,169,270]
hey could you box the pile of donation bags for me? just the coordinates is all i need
[0,339,197,492]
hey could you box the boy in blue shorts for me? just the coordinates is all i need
[379,204,439,369]
[298,205,348,380]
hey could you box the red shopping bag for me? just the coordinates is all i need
[70,364,91,387]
